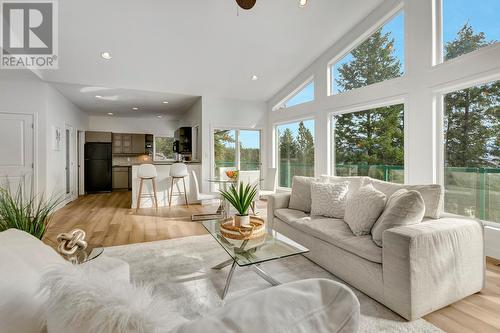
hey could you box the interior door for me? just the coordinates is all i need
[0,113,34,196]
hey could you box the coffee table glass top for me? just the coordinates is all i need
[202,219,308,267]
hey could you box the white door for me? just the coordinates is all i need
[0,113,34,196]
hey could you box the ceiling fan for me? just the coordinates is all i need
[235,0,308,10]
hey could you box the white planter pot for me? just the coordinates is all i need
[235,214,250,227]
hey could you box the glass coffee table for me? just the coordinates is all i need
[202,219,309,299]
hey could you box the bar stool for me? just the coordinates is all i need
[169,162,189,207]
[136,164,158,211]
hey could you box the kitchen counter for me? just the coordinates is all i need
[131,163,202,208]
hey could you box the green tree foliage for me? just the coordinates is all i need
[444,25,499,168]
[214,130,235,165]
[279,128,298,160]
[297,121,315,165]
[334,28,404,167]
[155,137,174,160]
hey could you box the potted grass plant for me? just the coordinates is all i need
[219,183,258,227]
[0,183,63,239]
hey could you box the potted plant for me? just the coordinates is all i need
[219,183,258,227]
[0,184,63,239]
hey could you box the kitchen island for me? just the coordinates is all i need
[131,163,202,209]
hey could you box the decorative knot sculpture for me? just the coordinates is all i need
[57,229,88,256]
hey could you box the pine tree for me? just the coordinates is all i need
[296,121,315,165]
[279,128,297,160]
[444,24,499,168]
[334,28,404,167]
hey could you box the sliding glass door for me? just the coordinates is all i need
[213,128,261,183]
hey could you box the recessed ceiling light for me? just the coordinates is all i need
[156,115,163,118]
[251,75,258,81]
[107,112,114,116]
[100,51,112,60]
[298,0,308,8]
[95,95,103,98]
[162,101,169,104]
[132,107,139,110]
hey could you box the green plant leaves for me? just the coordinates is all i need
[0,182,64,239]
[219,182,258,215]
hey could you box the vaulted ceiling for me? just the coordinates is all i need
[39,0,383,102]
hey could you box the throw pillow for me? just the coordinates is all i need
[40,264,187,333]
[344,184,387,236]
[310,181,349,218]
[289,176,317,213]
[371,189,425,247]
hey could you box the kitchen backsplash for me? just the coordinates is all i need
[112,154,152,166]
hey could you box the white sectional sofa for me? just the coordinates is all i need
[267,175,485,321]
[0,229,360,333]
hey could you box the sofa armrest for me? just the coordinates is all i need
[382,217,484,320]
[266,193,291,231]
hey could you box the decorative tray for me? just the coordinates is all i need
[220,216,266,240]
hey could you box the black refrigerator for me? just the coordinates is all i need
[85,143,112,193]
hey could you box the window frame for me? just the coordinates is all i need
[153,134,175,162]
[274,117,316,189]
[328,98,408,183]
[435,75,500,225]
[327,9,406,97]
[272,77,315,111]
[434,0,500,67]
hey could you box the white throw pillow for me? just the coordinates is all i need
[289,176,317,213]
[371,189,425,247]
[310,181,349,218]
[344,184,387,236]
[40,264,187,333]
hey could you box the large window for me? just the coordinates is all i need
[276,120,315,187]
[213,128,261,178]
[273,80,314,111]
[443,80,499,223]
[442,0,499,62]
[330,11,404,95]
[154,136,174,161]
[331,104,404,183]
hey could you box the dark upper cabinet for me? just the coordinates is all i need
[174,127,192,154]
[112,133,149,155]
[131,134,146,154]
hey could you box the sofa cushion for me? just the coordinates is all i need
[371,189,425,247]
[319,175,368,198]
[310,181,349,218]
[344,184,387,236]
[0,229,68,333]
[289,176,317,213]
[275,208,309,223]
[284,217,382,264]
[365,178,443,219]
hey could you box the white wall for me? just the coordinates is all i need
[88,115,178,136]
[266,0,500,256]
[201,96,267,192]
[0,70,89,198]
[45,86,89,197]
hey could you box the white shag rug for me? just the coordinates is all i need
[102,235,443,333]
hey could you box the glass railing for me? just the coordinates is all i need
[216,161,500,223]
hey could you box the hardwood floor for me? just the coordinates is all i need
[425,257,500,333]
[43,192,500,333]
[43,191,212,249]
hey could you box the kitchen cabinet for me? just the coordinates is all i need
[112,166,130,190]
[131,134,146,154]
[112,133,123,154]
[85,131,112,143]
[112,133,146,154]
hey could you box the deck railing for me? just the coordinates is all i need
[214,160,499,223]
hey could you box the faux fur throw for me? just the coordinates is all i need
[39,264,184,333]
